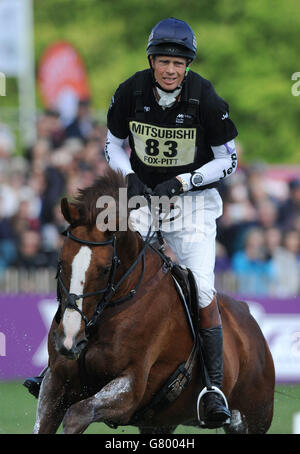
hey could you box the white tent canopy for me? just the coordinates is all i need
[0,0,36,146]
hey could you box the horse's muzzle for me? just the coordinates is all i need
[53,330,88,360]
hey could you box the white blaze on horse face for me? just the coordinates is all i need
[62,246,92,350]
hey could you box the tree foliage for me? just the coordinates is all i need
[32,0,300,163]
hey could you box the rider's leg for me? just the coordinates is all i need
[198,295,230,424]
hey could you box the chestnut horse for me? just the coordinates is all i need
[33,169,275,434]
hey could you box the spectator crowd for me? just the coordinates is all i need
[0,104,299,297]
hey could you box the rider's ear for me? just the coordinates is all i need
[149,55,154,68]
[61,198,81,224]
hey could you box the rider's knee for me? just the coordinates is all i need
[197,286,215,309]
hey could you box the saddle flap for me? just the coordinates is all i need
[171,264,199,335]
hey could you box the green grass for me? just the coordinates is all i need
[0,381,299,434]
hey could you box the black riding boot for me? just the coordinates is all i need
[23,366,48,398]
[199,325,231,427]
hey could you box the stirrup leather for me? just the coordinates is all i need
[197,385,231,427]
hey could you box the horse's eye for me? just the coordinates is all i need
[100,266,110,277]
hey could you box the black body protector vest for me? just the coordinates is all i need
[128,69,217,190]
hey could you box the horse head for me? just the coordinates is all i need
[53,170,134,360]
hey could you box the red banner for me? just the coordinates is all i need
[37,41,90,108]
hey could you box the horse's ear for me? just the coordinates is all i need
[61,198,80,224]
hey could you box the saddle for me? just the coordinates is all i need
[150,242,200,334]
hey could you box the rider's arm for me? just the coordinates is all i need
[104,130,133,176]
[105,78,135,176]
[177,139,238,190]
[178,81,238,191]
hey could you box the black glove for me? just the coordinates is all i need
[126,173,146,199]
[153,178,183,198]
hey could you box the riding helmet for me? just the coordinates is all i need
[147,17,197,61]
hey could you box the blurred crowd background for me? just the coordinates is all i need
[0,0,299,297]
[0,103,299,297]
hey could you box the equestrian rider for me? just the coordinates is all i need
[105,18,238,427]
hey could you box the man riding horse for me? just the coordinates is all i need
[25,17,238,429]
[104,17,238,427]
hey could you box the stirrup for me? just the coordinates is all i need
[197,385,231,428]
[23,366,48,399]
[23,376,43,398]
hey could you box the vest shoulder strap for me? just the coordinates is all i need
[133,70,149,121]
[184,71,203,124]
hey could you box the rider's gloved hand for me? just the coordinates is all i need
[153,177,184,198]
[126,173,147,199]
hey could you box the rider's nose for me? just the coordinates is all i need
[166,63,175,73]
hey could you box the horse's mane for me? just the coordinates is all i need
[72,168,126,228]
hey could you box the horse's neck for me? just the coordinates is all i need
[118,229,141,263]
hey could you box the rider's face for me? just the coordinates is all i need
[150,55,187,91]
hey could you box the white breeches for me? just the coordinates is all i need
[129,188,223,308]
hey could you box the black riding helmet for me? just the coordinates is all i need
[147,17,197,62]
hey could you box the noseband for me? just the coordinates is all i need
[56,228,148,337]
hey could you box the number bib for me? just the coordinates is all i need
[129,121,197,167]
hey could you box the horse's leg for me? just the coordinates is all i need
[225,393,274,435]
[62,373,143,434]
[225,349,275,434]
[33,368,68,434]
[228,382,274,434]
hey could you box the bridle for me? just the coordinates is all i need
[56,227,151,338]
